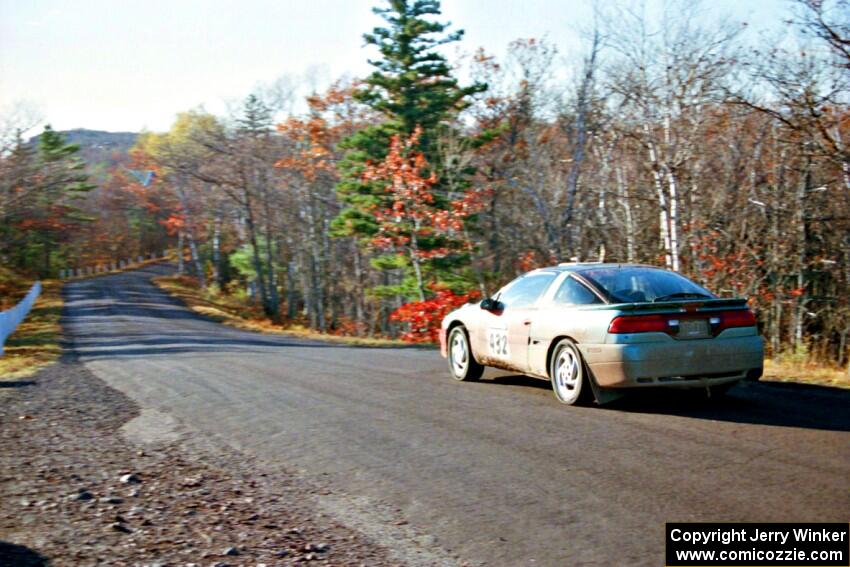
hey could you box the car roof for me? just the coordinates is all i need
[542,262,661,273]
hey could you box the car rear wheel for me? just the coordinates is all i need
[550,339,592,405]
[448,326,483,382]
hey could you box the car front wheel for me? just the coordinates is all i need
[448,326,484,382]
[550,339,592,405]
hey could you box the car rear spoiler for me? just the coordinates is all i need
[613,298,750,311]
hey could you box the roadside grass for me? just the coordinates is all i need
[763,358,849,390]
[1,257,169,381]
[0,279,63,380]
[153,275,410,348]
[0,265,31,310]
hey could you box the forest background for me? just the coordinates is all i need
[2,0,849,373]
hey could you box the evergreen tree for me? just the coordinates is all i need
[237,94,274,136]
[332,0,486,298]
[0,131,38,266]
[23,125,95,276]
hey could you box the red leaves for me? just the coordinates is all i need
[15,204,73,232]
[789,287,806,297]
[390,285,481,343]
[275,83,366,183]
[515,250,554,272]
[363,127,485,259]
[160,213,186,236]
[275,116,338,182]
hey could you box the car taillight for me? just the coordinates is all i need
[608,314,670,334]
[716,309,756,331]
[608,309,756,335]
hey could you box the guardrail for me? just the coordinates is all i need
[59,251,170,280]
[0,281,42,356]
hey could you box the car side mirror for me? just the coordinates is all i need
[480,298,502,312]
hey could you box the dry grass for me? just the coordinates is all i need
[0,280,64,380]
[1,259,179,381]
[0,265,31,310]
[153,275,408,348]
[763,358,850,390]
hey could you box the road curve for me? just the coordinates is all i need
[64,265,850,566]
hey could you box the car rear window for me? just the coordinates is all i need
[579,267,715,303]
[552,276,602,305]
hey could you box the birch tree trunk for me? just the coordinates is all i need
[212,208,222,288]
[614,164,635,263]
[352,241,365,336]
[260,181,280,320]
[647,139,673,269]
[286,259,297,320]
[409,217,426,302]
[792,159,810,351]
[174,180,206,288]
[185,230,204,288]
[177,230,185,275]
[242,187,271,316]
[666,168,681,272]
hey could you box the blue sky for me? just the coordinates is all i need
[0,0,793,133]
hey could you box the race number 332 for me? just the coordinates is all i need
[488,328,509,357]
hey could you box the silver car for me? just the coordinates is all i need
[439,263,764,405]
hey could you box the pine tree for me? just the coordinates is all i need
[4,126,95,276]
[0,131,38,265]
[237,94,274,137]
[33,126,94,275]
[332,0,486,299]
[358,0,484,142]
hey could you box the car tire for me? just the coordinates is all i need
[448,326,484,382]
[549,339,592,406]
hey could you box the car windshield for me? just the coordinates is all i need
[579,267,715,304]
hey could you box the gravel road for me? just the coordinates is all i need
[42,265,850,565]
[0,357,395,566]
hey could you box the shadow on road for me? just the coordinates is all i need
[0,380,36,389]
[479,374,850,432]
[0,541,50,566]
[484,374,552,391]
[607,380,850,433]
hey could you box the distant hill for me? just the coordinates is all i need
[61,128,138,152]
[28,128,140,177]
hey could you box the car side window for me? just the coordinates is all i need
[498,273,557,309]
[552,276,602,306]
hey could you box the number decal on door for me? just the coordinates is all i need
[488,328,509,357]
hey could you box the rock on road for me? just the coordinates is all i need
[64,265,850,566]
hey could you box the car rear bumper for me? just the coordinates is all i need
[583,334,764,388]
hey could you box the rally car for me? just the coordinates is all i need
[439,263,764,405]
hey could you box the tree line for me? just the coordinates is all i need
[1,0,848,369]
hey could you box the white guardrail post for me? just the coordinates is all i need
[56,250,172,281]
[0,281,42,356]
